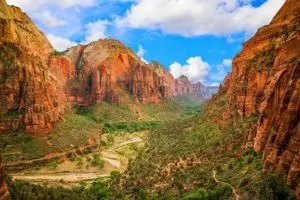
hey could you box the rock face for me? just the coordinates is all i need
[63,41,179,105]
[0,0,66,135]
[175,75,195,96]
[192,82,218,99]
[210,0,300,195]
[0,156,9,200]
[175,76,218,98]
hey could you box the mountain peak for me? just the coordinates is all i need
[177,75,189,82]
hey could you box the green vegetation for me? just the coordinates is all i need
[50,50,65,57]
[75,101,138,123]
[103,121,160,134]
[0,111,101,162]
[247,41,276,72]
[173,95,204,116]
[0,110,19,120]
[3,97,295,199]
[115,107,293,199]
[91,153,105,168]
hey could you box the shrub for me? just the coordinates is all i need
[258,173,296,200]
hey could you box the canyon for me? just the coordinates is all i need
[0,0,212,136]
[0,0,299,198]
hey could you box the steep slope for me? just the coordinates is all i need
[63,40,177,105]
[0,0,67,135]
[175,75,195,95]
[209,0,300,195]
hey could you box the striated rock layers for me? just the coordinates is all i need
[0,0,211,135]
[0,156,9,200]
[210,0,300,195]
[0,0,66,135]
[63,41,177,105]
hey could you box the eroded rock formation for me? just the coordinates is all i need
[210,0,300,195]
[0,0,66,135]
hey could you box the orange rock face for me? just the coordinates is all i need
[63,40,179,105]
[0,0,65,136]
[210,0,300,194]
[0,156,9,200]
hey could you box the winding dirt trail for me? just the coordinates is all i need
[4,144,98,167]
[213,170,240,200]
[10,137,143,183]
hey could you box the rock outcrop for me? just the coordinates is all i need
[0,0,66,135]
[192,82,218,99]
[210,0,300,195]
[63,40,178,105]
[0,156,9,200]
[175,75,195,96]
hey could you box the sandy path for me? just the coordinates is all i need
[10,137,143,184]
[213,170,240,200]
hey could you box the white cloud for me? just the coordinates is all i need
[40,11,66,27]
[209,58,232,82]
[117,0,285,37]
[170,56,210,83]
[47,34,77,51]
[85,20,109,43]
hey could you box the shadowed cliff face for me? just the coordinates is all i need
[210,0,300,195]
[0,156,9,200]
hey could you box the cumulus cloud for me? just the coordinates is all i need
[47,34,77,51]
[170,57,210,83]
[85,20,109,43]
[40,11,66,27]
[117,0,285,37]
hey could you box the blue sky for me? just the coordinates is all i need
[7,0,285,86]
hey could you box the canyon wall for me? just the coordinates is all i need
[211,0,299,195]
[0,0,66,135]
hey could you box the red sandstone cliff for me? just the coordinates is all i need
[210,0,300,195]
[63,40,178,105]
[0,0,66,135]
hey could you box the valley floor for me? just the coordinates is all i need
[1,99,296,200]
